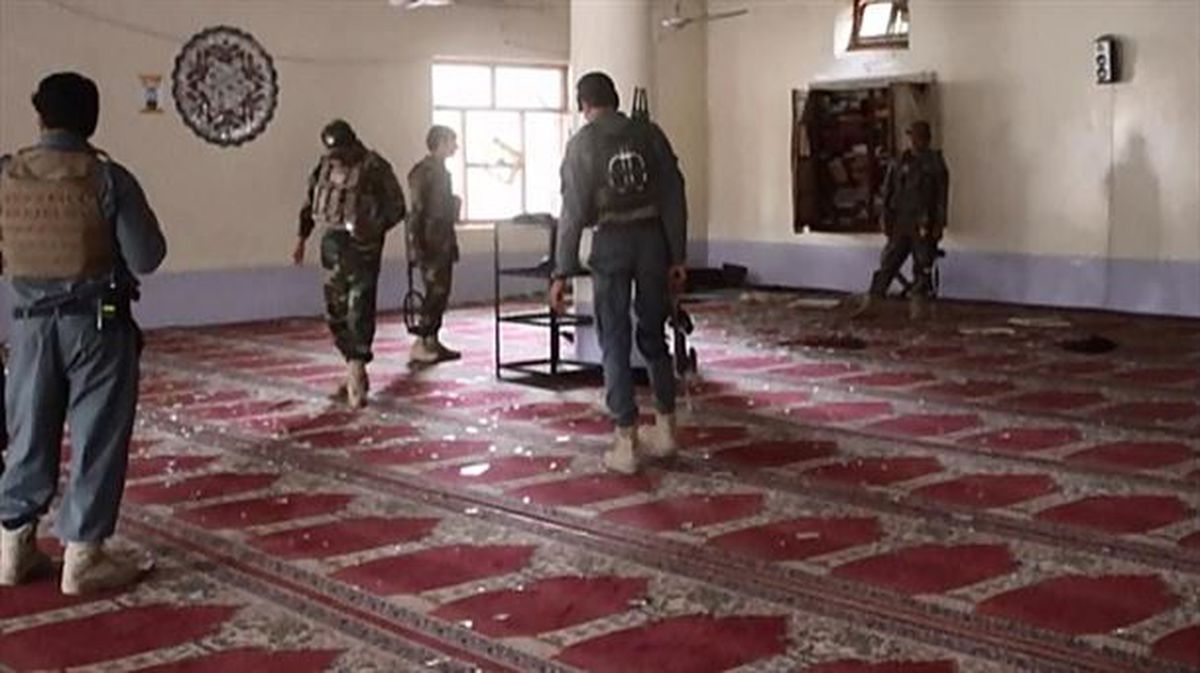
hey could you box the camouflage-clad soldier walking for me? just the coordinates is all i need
[406,125,462,364]
[293,119,406,407]
[853,120,949,321]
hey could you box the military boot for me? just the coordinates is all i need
[409,337,440,365]
[346,360,369,408]
[848,293,877,319]
[603,426,640,474]
[0,521,51,586]
[431,337,462,362]
[641,412,679,459]
[61,542,149,595]
[909,295,932,321]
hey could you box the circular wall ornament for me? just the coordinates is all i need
[172,26,278,147]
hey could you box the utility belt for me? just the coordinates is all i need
[322,222,357,236]
[322,220,386,237]
[595,204,660,228]
[13,291,131,331]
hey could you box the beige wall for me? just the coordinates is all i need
[6,0,1194,286]
[706,0,1200,262]
[0,0,569,273]
[653,0,710,254]
[566,0,710,260]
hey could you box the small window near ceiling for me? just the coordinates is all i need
[849,0,909,50]
[431,61,568,224]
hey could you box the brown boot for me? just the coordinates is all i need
[602,426,640,474]
[431,337,462,362]
[909,295,932,321]
[61,541,150,595]
[848,293,877,319]
[0,521,51,586]
[409,337,439,365]
[346,360,369,408]
[641,412,679,459]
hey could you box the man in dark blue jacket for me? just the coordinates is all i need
[549,72,688,474]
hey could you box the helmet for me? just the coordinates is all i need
[321,119,358,149]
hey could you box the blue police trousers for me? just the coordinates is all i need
[589,221,677,428]
[0,312,140,542]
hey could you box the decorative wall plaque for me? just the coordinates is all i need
[172,26,278,147]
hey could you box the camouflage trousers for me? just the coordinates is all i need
[320,230,383,363]
[869,232,938,298]
[411,257,454,338]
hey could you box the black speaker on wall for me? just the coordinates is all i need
[1094,35,1121,85]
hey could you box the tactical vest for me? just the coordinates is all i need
[591,121,660,225]
[888,150,944,228]
[312,155,381,237]
[0,147,113,280]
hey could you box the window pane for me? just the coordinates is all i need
[432,109,465,213]
[432,63,491,108]
[464,110,522,166]
[466,166,523,221]
[495,66,564,109]
[524,112,564,215]
[859,2,894,37]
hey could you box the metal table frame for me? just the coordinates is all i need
[492,217,601,382]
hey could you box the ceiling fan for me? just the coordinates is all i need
[661,1,748,30]
[389,0,454,8]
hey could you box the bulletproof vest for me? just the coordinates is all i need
[0,147,114,280]
[312,154,380,236]
[591,120,660,225]
[889,150,942,226]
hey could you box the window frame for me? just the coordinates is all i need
[431,59,569,226]
[848,0,909,52]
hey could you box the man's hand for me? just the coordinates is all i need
[668,264,688,296]
[292,238,306,266]
[548,278,567,314]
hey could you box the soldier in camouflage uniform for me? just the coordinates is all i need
[293,120,406,407]
[853,120,949,321]
[405,125,462,364]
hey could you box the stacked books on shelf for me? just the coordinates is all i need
[812,87,893,232]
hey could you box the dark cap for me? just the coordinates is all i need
[575,71,619,111]
[321,119,358,149]
[32,72,100,138]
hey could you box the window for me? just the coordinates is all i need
[849,0,909,50]
[431,62,569,223]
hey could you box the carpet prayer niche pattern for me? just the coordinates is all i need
[1,294,1199,672]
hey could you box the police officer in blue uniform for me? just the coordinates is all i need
[0,72,166,595]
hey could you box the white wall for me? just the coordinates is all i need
[5,0,1196,321]
[653,0,710,258]
[0,0,570,273]
[706,0,1200,264]
[566,0,709,262]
